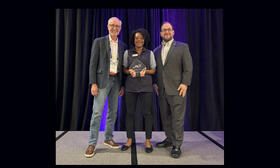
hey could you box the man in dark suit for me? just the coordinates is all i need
[85,17,127,158]
[153,22,193,158]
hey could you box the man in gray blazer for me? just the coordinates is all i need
[85,17,127,158]
[153,22,193,158]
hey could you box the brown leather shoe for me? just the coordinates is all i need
[104,140,120,149]
[84,145,95,158]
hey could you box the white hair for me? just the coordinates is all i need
[108,17,122,26]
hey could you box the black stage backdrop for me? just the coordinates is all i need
[55,8,224,131]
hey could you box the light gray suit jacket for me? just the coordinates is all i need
[153,40,193,95]
[89,35,127,89]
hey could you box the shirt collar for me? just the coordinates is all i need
[109,34,118,43]
[162,38,174,47]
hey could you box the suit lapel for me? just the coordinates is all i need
[117,40,122,61]
[158,46,163,67]
[163,40,176,66]
[106,35,111,60]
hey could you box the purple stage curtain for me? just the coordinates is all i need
[55,8,224,131]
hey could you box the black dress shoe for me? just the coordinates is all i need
[145,145,153,153]
[171,146,181,158]
[156,139,172,148]
[121,145,131,151]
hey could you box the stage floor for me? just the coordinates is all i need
[56,131,224,165]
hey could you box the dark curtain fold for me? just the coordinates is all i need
[55,8,224,131]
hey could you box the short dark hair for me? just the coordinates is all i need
[161,21,174,32]
[129,28,151,49]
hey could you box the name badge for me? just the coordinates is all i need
[110,59,118,74]
[132,54,138,57]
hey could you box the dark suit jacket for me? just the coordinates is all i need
[89,35,127,89]
[153,40,193,95]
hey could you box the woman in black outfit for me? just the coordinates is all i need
[121,28,156,153]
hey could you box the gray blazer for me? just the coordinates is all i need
[153,40,193,95]
[89,35,127,89]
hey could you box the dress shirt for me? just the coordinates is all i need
[161,38,174,65]
[109,35,118,73]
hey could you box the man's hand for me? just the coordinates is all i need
[91,84,98,96]
[140,68,146,77]
[153,84,159,96]
[128,69,136,78]
[119,86,124,96]
[177,84,188,98]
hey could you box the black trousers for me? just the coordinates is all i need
[125,92,153,139]
[158,92,187,148]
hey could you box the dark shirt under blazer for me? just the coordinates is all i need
[89,35,127,89]
[153,40,193,95]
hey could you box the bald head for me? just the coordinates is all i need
[107,17,122,40]
[160,22,175,42]
[108,17,122,26]
[161,22,173,32]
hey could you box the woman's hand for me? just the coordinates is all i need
[128,69,136,77]
[140,68,146,77]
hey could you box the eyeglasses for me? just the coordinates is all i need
[161,28,173,32]
[108,24,121,28]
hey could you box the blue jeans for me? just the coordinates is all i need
[88,76,120,146]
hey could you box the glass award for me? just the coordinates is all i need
[129,58,146,77]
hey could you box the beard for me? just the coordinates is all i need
[162,36,172,43]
